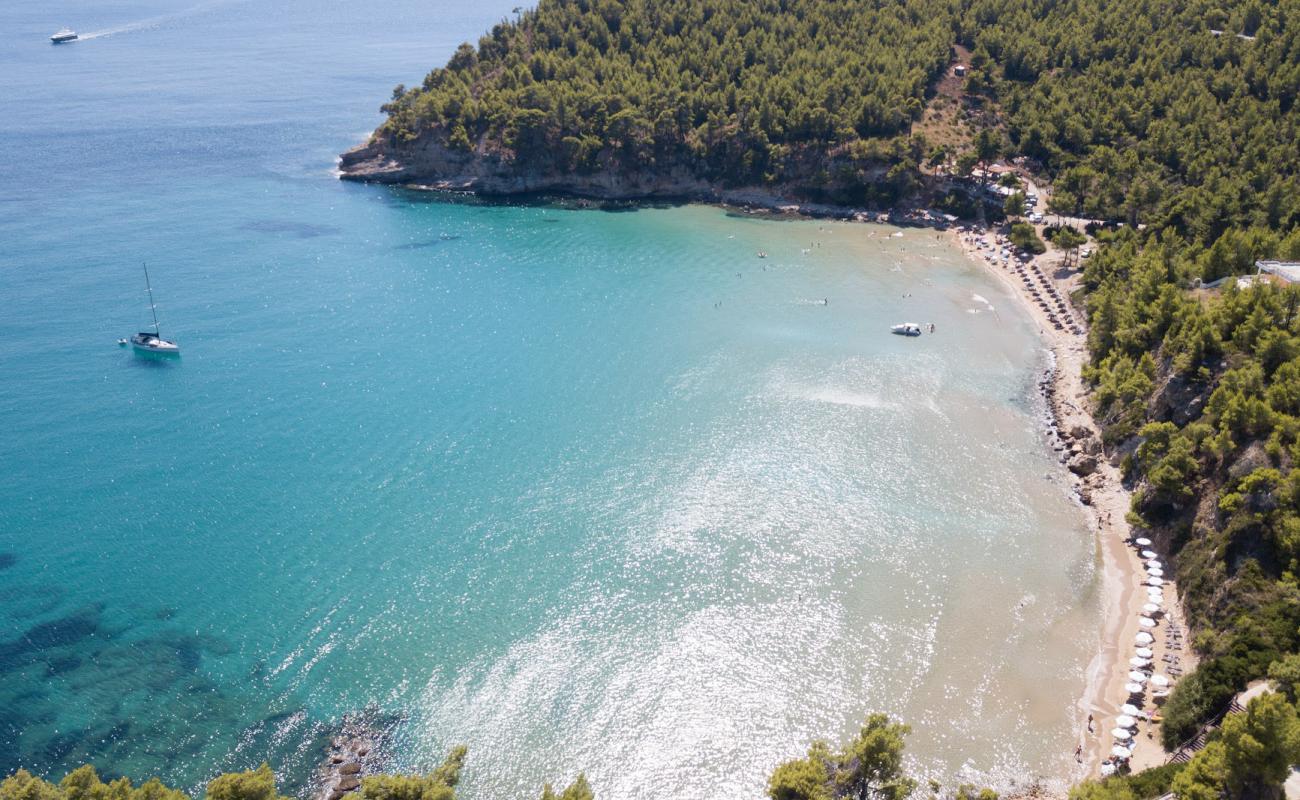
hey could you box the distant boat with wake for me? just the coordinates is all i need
[50,28,78,43]
[121,263,180,356]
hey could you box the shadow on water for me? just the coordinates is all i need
[241,220,341,238]
[126,351,182,368]
[0,553,15,571]
[392,234,461,250]
[369,183,690,214]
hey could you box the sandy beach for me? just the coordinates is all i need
[949,222,1194,782]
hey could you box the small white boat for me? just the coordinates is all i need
[50,28,78,43]
[126,263,181,356]
[891,322,922,336]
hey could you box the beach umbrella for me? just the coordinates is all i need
[1148,568,1165,577]
[1151,675,1171,688]
[1142,550,1157,559]
[1143,603,1161,614]
[1135,647,1154,658]
[1147,577,1164,586]
[1128,671,1149,683]
[1125,682,1145,694]
[1139,617,1157,628]
[1135,632,1155,644]
[1122,704,1142,715]
[1147,588,1164,599]
[1130,656,1152,667]
[1112,745,1133,759]
[1135,537,1152,546]
[1112,727,1133,740]
[1148,559,1162,568]
[1116,714,1138,727]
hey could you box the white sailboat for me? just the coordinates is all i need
[126,263,181,356]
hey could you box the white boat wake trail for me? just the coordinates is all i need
[78,0,237,40]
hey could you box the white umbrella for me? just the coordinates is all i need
[1150,675,1171,688]
[1116,714,1138,727]
[1141,550,1157,558]
[1135,537,1152,546]
[1143,603,1161,614]
[1128,671,1149,683]
[1135,647,1154,658]
[1148,567,1165,577]
[1111,727,1133,740]
[1135,632,1155,644]
[1112,745,1133,759]
[1139,617,1157,628]
[1148,559,1163,568]
[1121,703,1142,715]
[1130,656,1152,667]
[1147,589,1164,599]
[1147,577,1164,586]
[1125,682,1145,694]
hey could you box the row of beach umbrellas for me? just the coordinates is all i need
[1110,536,1176,764]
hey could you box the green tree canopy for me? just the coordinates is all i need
[206,765,290,800]
[360,747,467,800]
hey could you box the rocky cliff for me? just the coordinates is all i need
[338,135,715,199]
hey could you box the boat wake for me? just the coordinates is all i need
[79,0,237,40]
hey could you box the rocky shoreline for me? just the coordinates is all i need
[337,137,948,219]
[310,711,400,800]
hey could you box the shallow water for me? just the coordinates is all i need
[0,2,1099,798]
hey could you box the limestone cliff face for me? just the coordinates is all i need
[338,134,714,199]
[339,130,921,213]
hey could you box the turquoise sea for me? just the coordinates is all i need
[0,2,1100,798]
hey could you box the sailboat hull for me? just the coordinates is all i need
[130,334,180,356]
[130,343,181,356]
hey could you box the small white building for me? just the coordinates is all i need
[1256,260,1300,283]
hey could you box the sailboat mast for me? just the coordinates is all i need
[142,262,161,336]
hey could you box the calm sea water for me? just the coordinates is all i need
[0,3,1100,798]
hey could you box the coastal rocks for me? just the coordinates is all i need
[310,709,400,800]
[338,131,907,211]
[338,135,714,198]
[1069,454,1099,477]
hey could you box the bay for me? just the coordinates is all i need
[0,2,1099,797]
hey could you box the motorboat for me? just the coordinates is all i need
[891,323,922,336]
[51,28,78,43]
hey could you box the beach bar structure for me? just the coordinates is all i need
[1256,260,1300,283]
